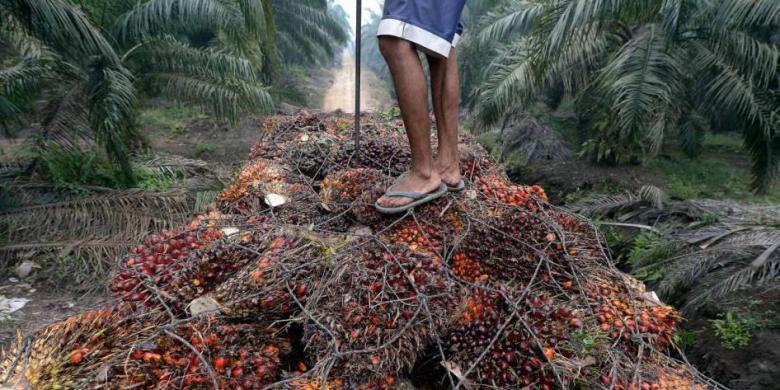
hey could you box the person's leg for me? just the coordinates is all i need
[376,36,441,208]
[427,48,461,186]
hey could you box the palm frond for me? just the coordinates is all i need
[271,0,348,64]
[0,239,133,289]
[685,246,779,311]
[85,61,138,184]
[478,1,546,44]
[716,0,780,28]
[474,41,540,125]
[3,0,119,62]
[114,0,232,43]
[0,189,190,243]
[128,37,258,82]
[146,73,271,122]
[571,184,665,217]
[597,24,685,137]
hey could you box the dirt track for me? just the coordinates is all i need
[322,51,392,113]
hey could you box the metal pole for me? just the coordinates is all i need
[354,0,362,158]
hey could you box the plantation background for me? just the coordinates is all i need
[0,0,778,389]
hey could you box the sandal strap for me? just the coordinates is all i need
[384,190,428,200]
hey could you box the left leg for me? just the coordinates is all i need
[427,48,461,187]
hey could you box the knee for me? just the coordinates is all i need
[378,36,408,59]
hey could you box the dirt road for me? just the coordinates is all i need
[322,51,392,113]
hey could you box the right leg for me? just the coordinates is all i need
[375,37,441,209]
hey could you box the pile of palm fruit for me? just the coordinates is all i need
[0,111,723,389]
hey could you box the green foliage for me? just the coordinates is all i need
[571,329,603,355]
[379,106,401,121]
[627,231,672,282]
[468,0,780,193]
[39,144,127,193]
[673,329,696,352]
[711,312,755,350]
[38,143,182,193]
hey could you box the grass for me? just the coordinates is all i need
[194,142,216,157]
[139,104,209,138]
[649,158,746,199]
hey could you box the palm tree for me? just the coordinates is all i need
[1,0,349,184]
[1,0,140,182]
[472,0,779,192]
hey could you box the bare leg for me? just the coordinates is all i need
[427,48,461,186]
[376,37,441,208]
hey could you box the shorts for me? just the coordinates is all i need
[377,0,467,58]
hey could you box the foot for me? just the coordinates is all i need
[435,159,461,187]
[376,170,442,209]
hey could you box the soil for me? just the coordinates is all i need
[0,280,108,350]
[519,160,667,204]
[143,108,267,165]
[321,51,392,113]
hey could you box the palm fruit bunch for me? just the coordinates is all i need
[205,233,316,319]
[583,274,679,351]
[301,239,455,385]
[320,168,391,226]
[111,212,224,309]
[445,287,580,389]
[109,317,287,389]
[164,229,274,310]
[218,159,296,212]
[596,360,713,390]
[327,137,412,177]
[1,112,720,390]
[0,303,167,389]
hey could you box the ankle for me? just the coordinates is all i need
[409,166,438,181]
[435,157,459,170]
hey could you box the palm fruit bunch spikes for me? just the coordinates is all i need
[475,173,548,209]
[585,278,679,350]
[218,159,301,213]
[320,168,391,226]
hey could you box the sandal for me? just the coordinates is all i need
[375,183,448,214]
[445,179,466,192]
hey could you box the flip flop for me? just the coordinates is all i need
[375,183,448,214]
[445,179,466,192]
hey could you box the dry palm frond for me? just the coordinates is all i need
[0,189,190,243]
[684,247,779,311]
[654,226,779,311]
[691,199,780,225]
[0,238,134,289]
[571,185,666,217]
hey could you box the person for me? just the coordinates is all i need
[374,0,467,214]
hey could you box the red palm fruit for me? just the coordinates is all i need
[69,351,84,364]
